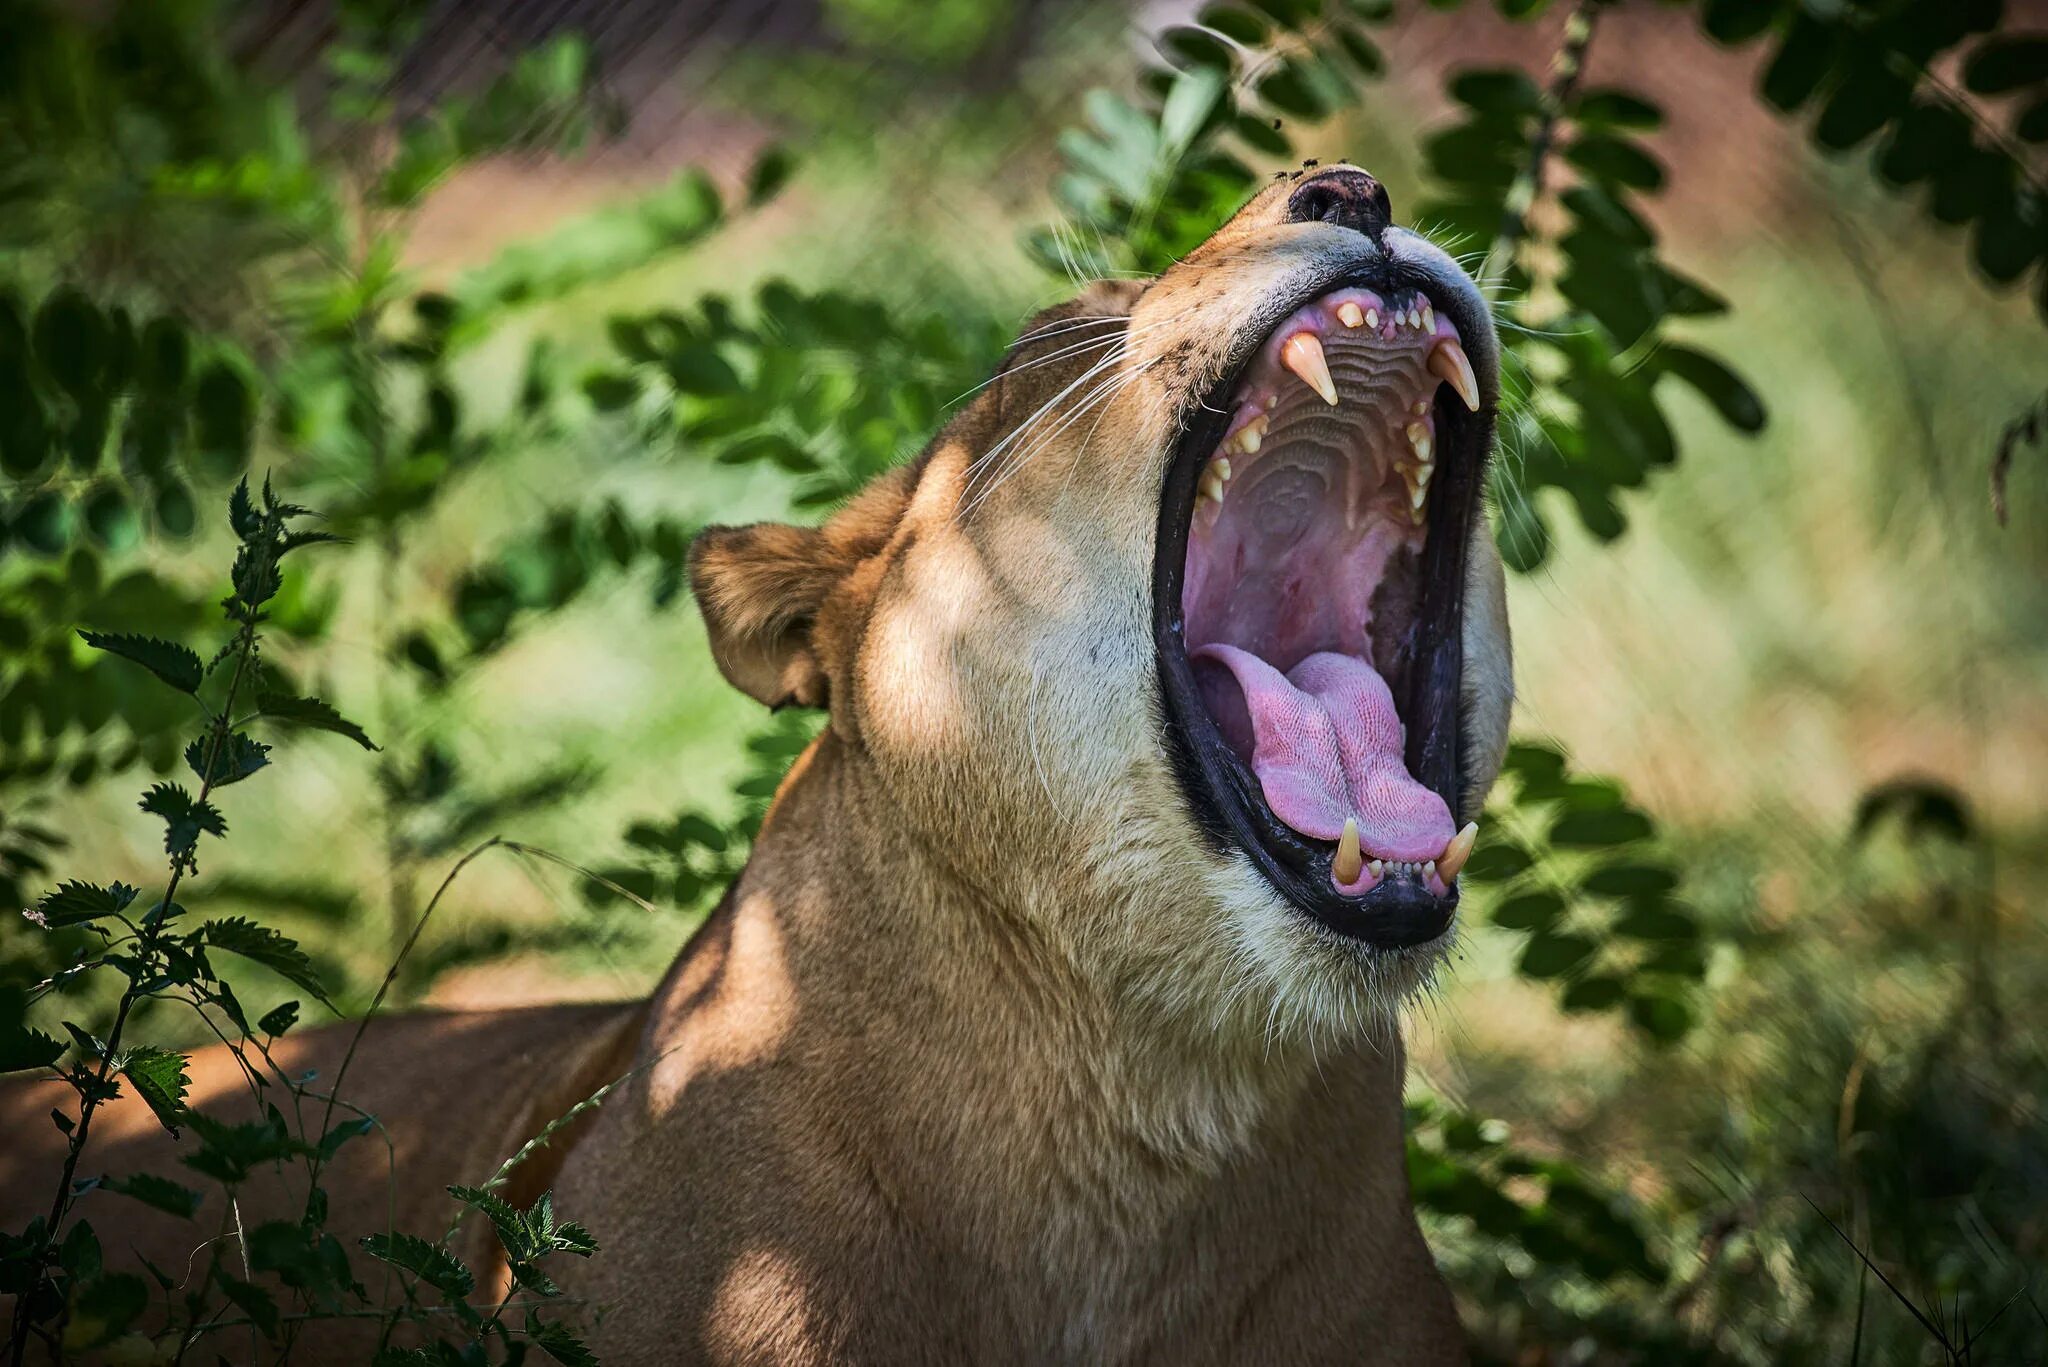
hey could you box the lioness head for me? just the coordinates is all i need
[690,166,1512,1039]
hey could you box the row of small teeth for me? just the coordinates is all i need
[1199,296,1480,521]
[1332,818,1479,888]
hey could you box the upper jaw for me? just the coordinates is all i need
[1150,235,1500,952]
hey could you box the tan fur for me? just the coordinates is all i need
[1,169,1511,1363]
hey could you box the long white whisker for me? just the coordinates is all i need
[958,358,1158,520]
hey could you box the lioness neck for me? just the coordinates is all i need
[643,735,1432,1330]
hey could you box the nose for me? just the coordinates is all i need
[1285,168,1392,244]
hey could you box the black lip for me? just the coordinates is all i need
[1152,258,1499,951]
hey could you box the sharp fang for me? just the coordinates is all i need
[1336,301,1365,328]
[1437,822,1478,882]
[1428,339,1481,412]
[1334,818,1363,884]
[1280,332,1338,406]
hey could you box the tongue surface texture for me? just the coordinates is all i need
[1194,644,1453,860]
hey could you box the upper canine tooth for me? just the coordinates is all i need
[1280,332,1338,406]
[1427,339,1481,412]
[1437,821,1478,882]
[1334,817,1363,884]
[1336,301,1365,328]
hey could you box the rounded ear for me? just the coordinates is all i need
[687,466,916,709]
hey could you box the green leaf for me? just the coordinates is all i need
[78,632,203,694]
[1579,863,1679,898]
[1627,989,1695,1043]
[1461,838,1533,882]
[1548,808,1654,848]
[448,1184,541,1262]
[1571,88,1662,131]
[120,1047,190,1136]
[1612,900,1698,942]
[1518,931,1598,980]
[1852,778,1974,845]
[216,1271,279,1338]
[1560,975,1627,1013]
[106,1173,203,1220]
[200,918,332,1008]
[0,1024,64,1072]
[527,1315,599,1367]
[138,783,226,862]
[1450,69,1542,116]
[1963,35,2048,95]
[257,1000,300,1037]
[32,288,106,397]
[256,693,378,750]
[185,731,271,788]
[25,880,139,929]
[362,1232,475,1298]
[1492,888,1566,932]
[1197,3,1268,43]
[1565,134,1664,191]
[1654,344,1766,433]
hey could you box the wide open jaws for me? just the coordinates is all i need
[1153,274,1497,950]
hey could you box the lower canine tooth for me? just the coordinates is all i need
[1437,822,1478,881]
[1280,332,1338,406]
[1334,818,1363,884]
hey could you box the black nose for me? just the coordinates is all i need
[1285,168,1392,243]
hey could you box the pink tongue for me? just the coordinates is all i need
[1192,644,1454,861]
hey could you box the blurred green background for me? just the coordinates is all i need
[2,0,2045,1361]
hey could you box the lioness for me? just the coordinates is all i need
[2,164,1511,1363]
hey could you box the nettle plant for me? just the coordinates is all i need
[0,482,601,1367]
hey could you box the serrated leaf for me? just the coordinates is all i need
[106,1172,203,1220]
[256,693,378,750]
[77,632,202,694]
[527,1315,599,1367]
[24,880,138,929]
[185,731,271,788]
[0,1024,64,1072]
[216,1271,279,1338]
[200,918,331,1008]
[448,1184,541,1262]
[138,783,225,862]
[119,1047,189,1136]
[362,1232,476,1298]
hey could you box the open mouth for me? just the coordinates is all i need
[1154,274,1498,950]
